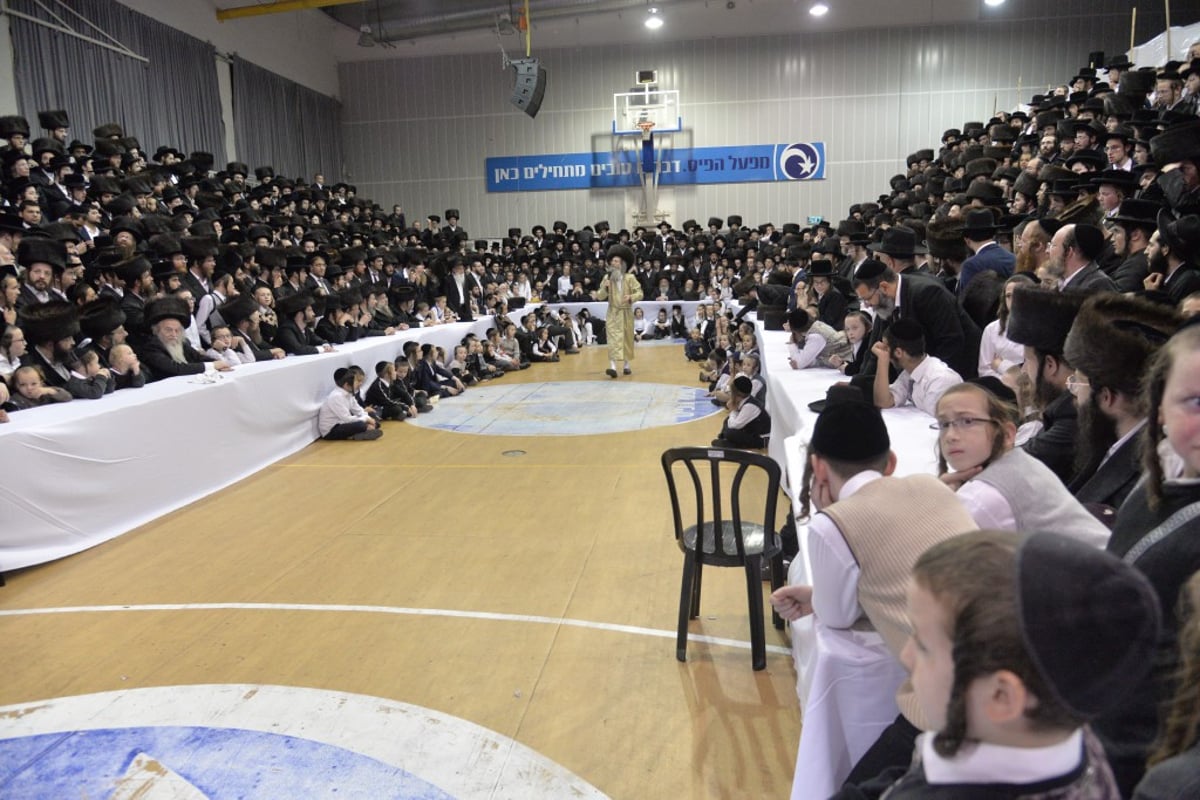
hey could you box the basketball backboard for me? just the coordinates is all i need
[612,88,681,136]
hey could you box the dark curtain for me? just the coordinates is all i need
[8,0,225,162]
[231,56,342,182]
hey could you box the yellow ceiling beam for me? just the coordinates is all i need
[216,0,363,23]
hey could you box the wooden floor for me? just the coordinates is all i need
[0,342,800,798]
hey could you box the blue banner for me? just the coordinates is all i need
[485,142,825,193]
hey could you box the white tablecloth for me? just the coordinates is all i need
[0,318,496,572]
[754,321,942,799]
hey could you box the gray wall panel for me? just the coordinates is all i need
[340,3,1174,237]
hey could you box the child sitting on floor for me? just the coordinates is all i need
[837,529,1160,799]
[318,366,381,440]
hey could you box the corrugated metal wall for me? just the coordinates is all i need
[339,1,1169,237]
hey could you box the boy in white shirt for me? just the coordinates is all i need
[318,366,381,440]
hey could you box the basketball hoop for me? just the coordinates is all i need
[636,119,657,142]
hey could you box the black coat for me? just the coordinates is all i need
[897,273,981,379]
[1068,428,1141,512]
[1021,391,1078,485]
[136,337,212,381]
[273,319,327,355]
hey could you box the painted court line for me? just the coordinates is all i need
[0,602,791,656]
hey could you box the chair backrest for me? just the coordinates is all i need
[661,446,782,560]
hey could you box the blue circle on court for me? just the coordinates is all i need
[0,726,452,799]
[407,381,722,436]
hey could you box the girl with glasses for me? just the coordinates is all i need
[933,382,1109,546]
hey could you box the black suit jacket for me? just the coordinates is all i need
[136,337,212,381]
[816,288,847,331]
[898,273,981,379]
[273,319,327,355]
[1021,391,1079,485]
[1069,429,1141,511]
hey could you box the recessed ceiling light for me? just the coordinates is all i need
[984,0,1005,6]
[645,7,664,29]
[809,3,829,17]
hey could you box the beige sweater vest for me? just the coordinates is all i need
[821,474,978,728]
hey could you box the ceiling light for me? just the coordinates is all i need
[357,24,375,47]
[984,0,1005,6]
[645,7,664,29]
[809,3,829,16]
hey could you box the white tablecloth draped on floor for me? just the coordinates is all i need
[753,321,942,800]
[0,318,498,572]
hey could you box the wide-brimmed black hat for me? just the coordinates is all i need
[1088,168,1138,194]
[181,235,219,262]
[1150,118,1200,166]
[808,258,835,278]
[17,237,67,272]
[1063,293,1180,397]
[1158,210,1200,263]
[144,296,192,329]
[78,297,127,339]
[868,226,927,258]
[1110,198,1162,228]
[606,243,636,268]
[0,115,30,138]
[19,300,79,344]
[961,209,1000,239]
[275,292,313,319]
[1007,286,1089,355]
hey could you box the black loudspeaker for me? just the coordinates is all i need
[510,58,547,118]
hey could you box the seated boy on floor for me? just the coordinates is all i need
[318,366,382,440]
[684,327,711,362]
[834,529,1159,799]
[711,374,770,450]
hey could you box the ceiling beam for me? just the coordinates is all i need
[216,0,362,23]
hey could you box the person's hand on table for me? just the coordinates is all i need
[771,584,815,621]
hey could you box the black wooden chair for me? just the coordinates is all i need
[661,446,784,670]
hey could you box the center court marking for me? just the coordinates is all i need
[0,602,791,657]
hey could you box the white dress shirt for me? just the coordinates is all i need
[888,355,963,416]
[807,470,883,628]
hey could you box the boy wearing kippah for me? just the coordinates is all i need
[834,530,1158,799]
[711,374,770,449]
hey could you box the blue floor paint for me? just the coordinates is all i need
[0,726,453,799]
[408,381,721,437]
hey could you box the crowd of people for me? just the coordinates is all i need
[3,35,1200,800]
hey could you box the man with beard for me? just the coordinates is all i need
[218,292,285,361]
[852,260,981,380]
[1109,199,1159,292]
[1050,223,1117,294]
[18,299,112,398]
[136,296,231,381]
[14,236,67,309]
[117,256,156,346]
[1143,212,1200,304]
[273,292,333,356]
[78,296,145,390]
[1062,294,1180,512]
[1005,286,1089,484]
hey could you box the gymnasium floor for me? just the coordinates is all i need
[0,341,800,799]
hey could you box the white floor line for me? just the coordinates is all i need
[0,602,792,656]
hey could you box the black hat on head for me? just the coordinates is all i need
[37,110,69,131]
[0,115,30,138]
[181,235,219,262]
[254,166,274,181]
[961,209,1000,240]
[17,237,67,272]
[116,256,153,286]
[1158,211,1200,264]
[1016,531,1160,719]
[727,215,742,228]
[606,243,636,269]
[808,258,835,278]
[926,218,969,260]
[77,297,126,340]
[853,258,888,283]
[1006,286,1088,355]
[445,209,459,221]
[218,293,258,327]
[226,162,249,178]
[868,226,927,258]
[92,123,123,139]
[1063,293,1180,397]
[1150,119,1200,166]
[810,397,890,460]
[1110,198,1162,230]
[18,300,78,344]
[275,292,312,319]
[143,296,192,329]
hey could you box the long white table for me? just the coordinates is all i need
[754,321,942,800]
[0,318,497,572]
